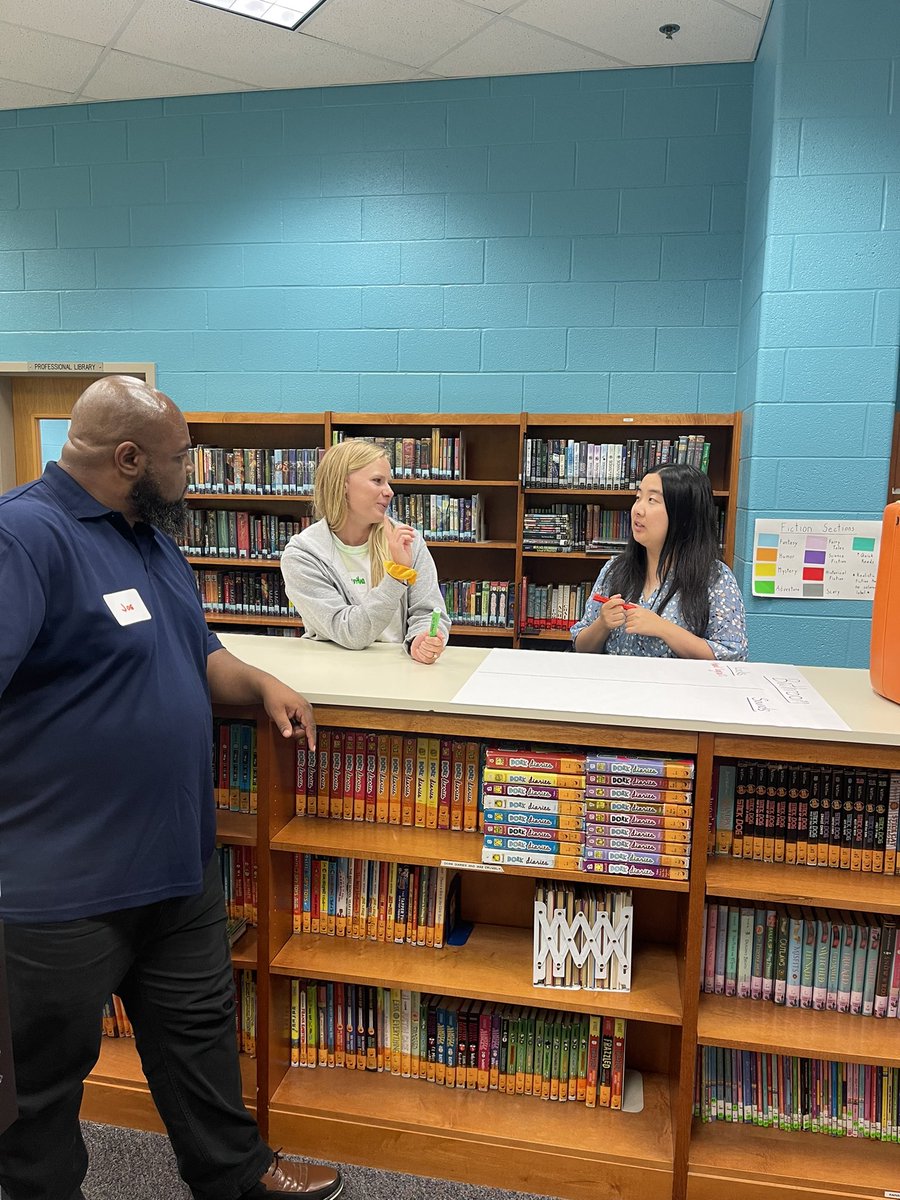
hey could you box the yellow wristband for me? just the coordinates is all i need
[384,560,417,585]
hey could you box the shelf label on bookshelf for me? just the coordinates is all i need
[440,859,503,873]
[883,1192,900,1198]
[27,361,105,372]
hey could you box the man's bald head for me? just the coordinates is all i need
[59,375,193,532]
[65,375,181,465]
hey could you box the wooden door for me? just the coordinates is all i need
[11,373,153,485]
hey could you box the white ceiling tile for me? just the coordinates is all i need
[430,17,620,78]
[302,0,494,69]
[0,22,106,92]
[0,0,769,110]
[720,0,771,18]
[115,0,409,88]
[458,0,523,10]
[512,0,761,66]
[0,75,76,110]
[0,0,138,43]
[80,49,253,100]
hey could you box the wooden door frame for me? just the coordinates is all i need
[1,363,156,488]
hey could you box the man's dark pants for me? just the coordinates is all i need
[0,858,271,1200]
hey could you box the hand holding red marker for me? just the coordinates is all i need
[593,593,636,610]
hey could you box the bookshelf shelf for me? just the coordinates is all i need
[697,993,900,1067]
[188,556,282,569]
[216,810,257,846]
[705,858,900,916]
[688,1121,900,1200]
[271,816,690,892]
[390,479,518,489]
[269,1066,674,1200]
[187,493,314,504]
[271,929,682,1025]
[449,625,515,638]
[232,928,258,969]
[522,550,612,562]
[204,613,301,628]
[83,1039,257,1130]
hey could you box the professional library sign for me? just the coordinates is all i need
[26,362,105,372]
[0,924,17,1134]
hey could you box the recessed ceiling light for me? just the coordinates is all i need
[189,0,329,30]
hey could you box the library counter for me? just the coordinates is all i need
[219,636,900,749]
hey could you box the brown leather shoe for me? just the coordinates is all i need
[257,1153,342,1200]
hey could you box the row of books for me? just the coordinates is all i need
[702,903,900,1017]
[533,882,633,992]
[296,732,481,831]
[438,579,515,628]
[518,579,592,633]
[695,1047,900,1141]
[213,718,258,813]
[387,493,484,542]
[289,979,628,1108]
[710,761,900,874]
[187,445,322,495]
[523,504,630,553]
[480,747,694,879]
[521,436,711,489]
[179,509,312,559]
[292,855,455,949]
[522,511,575,552]
[332,431,466,480]
[194,568,296,619]
[220,844,258,925]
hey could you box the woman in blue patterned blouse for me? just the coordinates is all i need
[571,462,748,661]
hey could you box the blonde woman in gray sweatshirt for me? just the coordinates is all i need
[281,439,450,664]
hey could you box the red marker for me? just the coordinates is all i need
[593,593,637,610]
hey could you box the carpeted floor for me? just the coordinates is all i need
[81,1122,556,1200]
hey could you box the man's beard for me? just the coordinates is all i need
[130,470,188,538]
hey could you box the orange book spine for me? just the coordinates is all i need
[438,738,452,830]
[463,741,480,832]
[329,730,344,819]
[389,734,403,825]
[450,739,465,831]
[401,736,417,826]
[352,731,366,821]
[376,734,390,823]
[415,737,428,828]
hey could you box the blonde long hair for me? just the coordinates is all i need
[314,439,392,587]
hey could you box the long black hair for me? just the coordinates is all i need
[604,462,720,636]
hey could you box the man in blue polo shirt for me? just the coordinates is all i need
[0,377,342,1200]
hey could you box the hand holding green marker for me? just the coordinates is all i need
[428,608,441,638]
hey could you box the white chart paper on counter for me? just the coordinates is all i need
[451,649,850,732]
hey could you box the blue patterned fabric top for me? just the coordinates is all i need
[570,558,748,660]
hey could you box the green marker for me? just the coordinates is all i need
[429,609,441,637]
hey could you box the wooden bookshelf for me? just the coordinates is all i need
[272,930,681,1024]
[80,642,900,1200]
[706,857,900,916]
[689,1120,900,1200]
[270,1067,674,1200]
[83,1039,257,1131]
[182,410,741,644]
[697,992,900,1066]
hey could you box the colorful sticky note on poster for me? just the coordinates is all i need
[752,520,881,599]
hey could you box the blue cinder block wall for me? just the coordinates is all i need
[0,0,896,667]
[736,0,900,666]
[0,66,749,416]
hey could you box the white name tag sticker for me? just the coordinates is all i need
[103,588,152,626]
